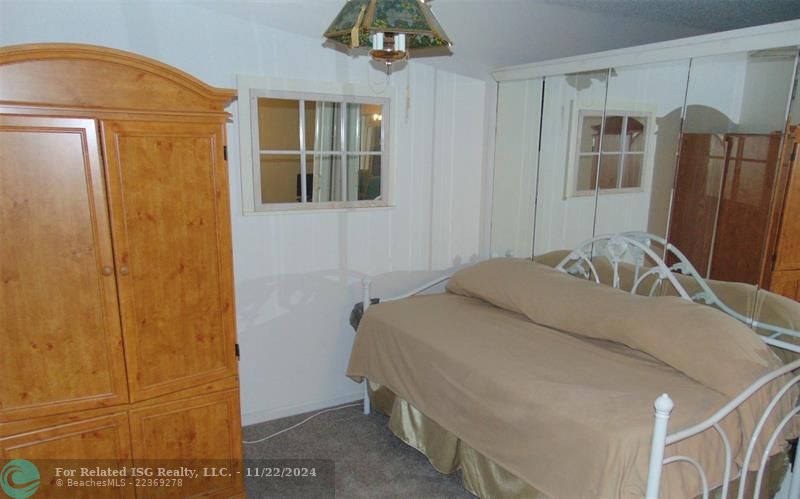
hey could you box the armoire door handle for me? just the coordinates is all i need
[119,266,130,276]
[101,266,113,276]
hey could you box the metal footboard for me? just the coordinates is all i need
[556,232,800,499]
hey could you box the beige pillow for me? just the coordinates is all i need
[447,258,780,399]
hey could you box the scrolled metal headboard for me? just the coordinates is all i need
[555,232,800,354]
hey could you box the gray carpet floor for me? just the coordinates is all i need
[242,402,475,498]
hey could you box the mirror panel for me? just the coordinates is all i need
[756,49,800,347]
[490,79,543,258]
[668,48,797,324]
[533,70,608,256]
[592,60,691,247]
[492,45,800,348]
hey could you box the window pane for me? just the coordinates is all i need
[740,135,771,161]
[257,98,300,151]
[306,101,342,152]
[627,116,647,152]
[346,103,383,152]
[598,154,620,189]
[260,154,302,203]
[309,155,343,202]
[621,154,643,188]
[347,155,382,200]
[576,155,598,192]
[580,116,602,153]
[600,116,623,152]
[732,161,768,207]
[709,133,727,157]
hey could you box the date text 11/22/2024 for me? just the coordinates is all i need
[53,466,321,479]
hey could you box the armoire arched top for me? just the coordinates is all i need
[0,43,235,113]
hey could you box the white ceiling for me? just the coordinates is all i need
[196,0,800,78]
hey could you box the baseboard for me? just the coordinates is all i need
[241,391,364,426]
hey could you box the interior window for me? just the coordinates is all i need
[253,92,388,209]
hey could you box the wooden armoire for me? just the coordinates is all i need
[668,132,782,285]
[0,44,244,497]
[764,126,800,299]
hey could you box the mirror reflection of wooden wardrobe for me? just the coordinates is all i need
[764,127,800,299]
[669,132,782,284]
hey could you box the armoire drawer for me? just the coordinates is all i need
[0,412,134,498]
[128,386,244,498]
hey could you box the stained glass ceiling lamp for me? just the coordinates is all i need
[324,0,452,67]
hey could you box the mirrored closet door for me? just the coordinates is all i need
[533,70,609,257]
[666,49,798,324]
[759,59,800,305]
[490,78,542,257]
[667,49,797,285]
[592,60,690,243]
[490,43,800,324]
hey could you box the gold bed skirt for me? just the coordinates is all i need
[370,383,789,499]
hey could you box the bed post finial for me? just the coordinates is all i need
[646,394,674,499]
[654,393,674,413]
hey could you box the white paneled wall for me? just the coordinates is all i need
[0,0,487,425]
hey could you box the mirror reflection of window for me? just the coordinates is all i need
[575,113,647,194]
[254,95,387,207]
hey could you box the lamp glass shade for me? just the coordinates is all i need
[324,0,451,51]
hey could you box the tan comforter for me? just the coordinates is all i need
[348,259,796,498]
[534,249,800,363]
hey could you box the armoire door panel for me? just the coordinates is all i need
[129,389,244,498]
[0,115,129,422]
[101,120,237,402]
[668,133,729,275]
[771,270,800,301]
[709,134,781,284]
[0,412,134,498]
[774,138,800,272]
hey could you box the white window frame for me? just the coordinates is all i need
[237,75,392,214]
[568,109,653,198]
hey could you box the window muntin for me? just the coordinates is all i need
[252,90,388,210]
[573,111,648,195]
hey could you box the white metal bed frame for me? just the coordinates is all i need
[359,232,800,498]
